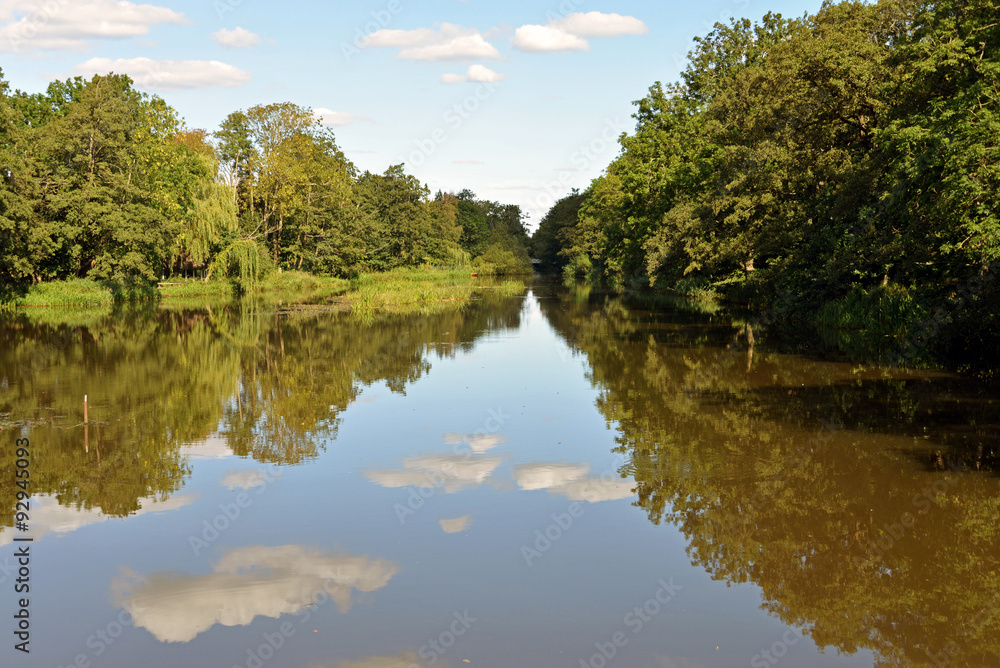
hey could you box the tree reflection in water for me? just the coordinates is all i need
[536,280,1000,668]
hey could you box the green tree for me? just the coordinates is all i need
[357,165,438,269]
[455,189,490,257]
[31,74,186,281]
[530,189,585,270]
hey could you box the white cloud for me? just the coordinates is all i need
[553,477,636,503]
[181,435,234,460]
[442,432,507,452]
[366,454,502,493]
[0,493,196,546]
[514,462,589,491]
[363,23,500,62]
[211,26,261,49]
[468,63,506,82]
[360,28,436,48]
[401,34,499,61]
[511,25,589,53]
[220,469,274,490]
[512,12,648,53]
[557,12,650,38]
[0,0,188,52]
[113,545,399,643]
[314,108,372,126]
[441,64,507,85]
[73,57,251,90]
[513,461,636,503]
[453,159,484,165]
[439,515,473,533]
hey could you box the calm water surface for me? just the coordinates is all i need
[2,279,999,668]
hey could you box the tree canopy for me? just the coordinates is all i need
[0,71,532,295]
[531,0,999,359]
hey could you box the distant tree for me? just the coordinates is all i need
[530,189,586,270]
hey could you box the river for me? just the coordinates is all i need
[1,278,998,667]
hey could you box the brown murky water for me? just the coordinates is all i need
[1,279,998,667]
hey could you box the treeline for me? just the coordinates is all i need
[532,0,998,353]
[0,71,531,293]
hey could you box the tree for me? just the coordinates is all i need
[31,74,185,281]
[0,68,36,292]
[530,189,586,270]
[456,194,490,257]
[357,165,438,269]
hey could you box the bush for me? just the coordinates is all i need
[473,243,532,276]
[562,254,592,278]
[814,283,931,365]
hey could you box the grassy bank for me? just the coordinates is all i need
[0,268,525,313]
[0,278,159,308]
[341,269,524,316]
[0,271,353,308]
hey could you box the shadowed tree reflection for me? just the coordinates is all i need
[536,281,1000,668]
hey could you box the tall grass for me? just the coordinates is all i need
[1,267,504,312]
[158,279,234,299]
[814,284,931,365]
[259,271,351,299]
[346,269,475,315]
[13,279,114,308]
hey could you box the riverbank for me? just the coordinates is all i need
[560,270,999,377]
[0,272,348,309]
[0,268,528,313]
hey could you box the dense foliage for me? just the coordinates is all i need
[532,0,998,358]
[0,73,531,295]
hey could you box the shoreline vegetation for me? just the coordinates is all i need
[2,0,996,373]
[0,267,527,313]
[0,74,534,303]
[528,0,999,373]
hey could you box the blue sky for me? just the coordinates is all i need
[1,0,824,228]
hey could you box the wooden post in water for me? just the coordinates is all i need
[84,394,89,453]
[84,395,88,424]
